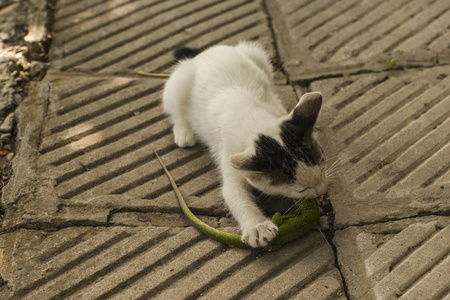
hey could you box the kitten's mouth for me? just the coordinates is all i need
[297,187,310,193]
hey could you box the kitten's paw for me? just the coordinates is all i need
[173,125,196,148]
[241,220,278,248]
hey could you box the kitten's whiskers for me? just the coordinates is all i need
[283,197,304,215]
[325,158,342,178]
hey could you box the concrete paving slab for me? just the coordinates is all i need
[310,66,450,228]
[333,216,450,300]
[50,0,275,75]
[267,0,450,82]
[0,226,344,299]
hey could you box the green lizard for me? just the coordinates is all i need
[156,152,320,251]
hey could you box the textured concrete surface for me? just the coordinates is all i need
[0,227,342,299]
[267,0,450,82]
[311,66,450,228]
[334,216,450,300]
[51,0,275,74]
[1,0,449,299]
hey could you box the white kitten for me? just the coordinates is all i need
[163,41,326,248]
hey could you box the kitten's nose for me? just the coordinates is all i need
[315,182,327,197]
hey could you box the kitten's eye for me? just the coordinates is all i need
[298,187,310,193]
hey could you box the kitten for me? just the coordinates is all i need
[163,41,327,248]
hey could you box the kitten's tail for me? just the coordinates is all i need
[173,47,202,60]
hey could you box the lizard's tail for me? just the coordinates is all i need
[155,151,251,249]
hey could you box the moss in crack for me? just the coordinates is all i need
[386,49,406,70]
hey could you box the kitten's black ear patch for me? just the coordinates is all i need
[291,92,322,128]
[230,149,258,172]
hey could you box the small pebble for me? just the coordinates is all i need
[13,93,22,105]
[29,61,46,80]
[0,112,14,133]
[319,216,330,231]
[0,32,10,41]
[0,133,12,143]
[6,152,14,161]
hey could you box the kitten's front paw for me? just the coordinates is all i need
[173,125,196,148]
[241,220,278,248]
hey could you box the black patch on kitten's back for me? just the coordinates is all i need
[174,47,202,60]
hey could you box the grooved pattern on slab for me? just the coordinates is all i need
[51,0,274,74]
[36,74,225,219]
[267,0,450,81]
[1,228,345,300]
[334,219,450,300]
[310,68,450,227]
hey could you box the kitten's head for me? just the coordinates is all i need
[230,92,327,199]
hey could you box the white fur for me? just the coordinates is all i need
[163,41,315,248]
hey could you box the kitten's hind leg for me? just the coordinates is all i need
[163,61,197,148]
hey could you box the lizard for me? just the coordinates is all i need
[155,151,320,251]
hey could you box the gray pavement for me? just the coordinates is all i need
[0,0,449,299]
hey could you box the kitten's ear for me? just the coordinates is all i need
[291,92,322,128]
[229,149,258,172]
